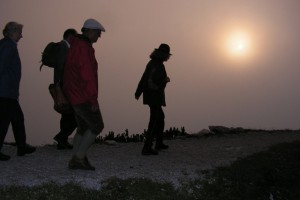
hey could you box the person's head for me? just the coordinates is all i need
[81,18,105,43]
[63,28,77,42]
[2,21,23,43]
[150,43,172,62]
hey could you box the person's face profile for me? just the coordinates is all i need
[89,29,101,43]
[12,30,23,42]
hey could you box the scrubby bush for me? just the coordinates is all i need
[95,126,189,143]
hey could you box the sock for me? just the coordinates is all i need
[76,129,96,159]
[72,133,83,156]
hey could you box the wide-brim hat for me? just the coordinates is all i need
[82,18,105,32]
[155,43,172,55]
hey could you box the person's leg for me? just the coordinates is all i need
[54,113,77,149]
[10,100,26,147]
[0,98,12,160]
[74,106,103,159]
[72,132,83,155]
[75,129,97,159]
[144,106,155,148]
[68,103,104,170]
[10,100,36,156]
[71,110,87,156]
[155,107,168,150]
[142,106,159,155]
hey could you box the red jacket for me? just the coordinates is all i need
[63,35,98,106]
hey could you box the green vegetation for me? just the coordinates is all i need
[1,140,300,199]
[95,126,189,143]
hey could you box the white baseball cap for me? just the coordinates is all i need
[82,18,105,32]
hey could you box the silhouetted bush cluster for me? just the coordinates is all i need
[95,126,189,143]
[164,126,189,139]
[95,129,144,143]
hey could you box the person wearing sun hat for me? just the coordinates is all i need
[135,43,172,155]
[63,18,105,170]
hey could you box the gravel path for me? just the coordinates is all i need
[1,131,300,190]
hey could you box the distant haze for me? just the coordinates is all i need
[1,0,300,145]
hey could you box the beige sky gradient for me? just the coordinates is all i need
[1,0,300,145]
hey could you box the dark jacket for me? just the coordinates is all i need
[63,35,99,106]
[135,59,168,106]
[54,40,69,85]
[0,37,21,100]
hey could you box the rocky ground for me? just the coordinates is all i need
[0,130,300,190]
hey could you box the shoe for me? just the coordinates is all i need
[57,142,73,150]
[0,152,10,161]
[17,144,36,156]
[68,156,95,171]
[155,143,169,151]
[142,148,158,155]
[54,136,73,150]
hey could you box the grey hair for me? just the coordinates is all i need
[2,21,23,38]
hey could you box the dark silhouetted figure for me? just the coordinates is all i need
[53,28,78,150]
[135,43,172,155]
[0,22,36,161]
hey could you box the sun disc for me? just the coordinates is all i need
[225,30,251,58]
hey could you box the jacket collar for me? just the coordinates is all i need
[77,34,91,43]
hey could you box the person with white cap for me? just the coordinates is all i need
[63,18,105,170]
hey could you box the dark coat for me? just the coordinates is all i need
[135,59,168,107]
[0,37,21,99]
[54,40,69,85]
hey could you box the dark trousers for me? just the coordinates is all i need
[55,113,77,142]
[144,105,165,149]
[0,97,26,150]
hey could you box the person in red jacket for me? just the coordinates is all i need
[63,18,105,170]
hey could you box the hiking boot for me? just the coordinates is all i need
[155,143,169,151]
[57,142,73,150]
[17,144,36,156]
[68,156,95,171]
[142,148,158,155]
[54,136,73,150]
[0,152,10,161]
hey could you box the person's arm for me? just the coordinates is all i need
[79,44,99,108]
[0,42,13,76]
[135,70,147,99]
[54,42,67,85]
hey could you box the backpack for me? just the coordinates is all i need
[39,42,61,71]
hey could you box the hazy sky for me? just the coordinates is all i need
[1,0,300,145]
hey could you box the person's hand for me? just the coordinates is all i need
[166,77,170,83]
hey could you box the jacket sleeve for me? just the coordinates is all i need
[135,63,151,98]
[78,44,98,106]
[0,42,12,76]
[135,72,146,98]
[54,42,67,85]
